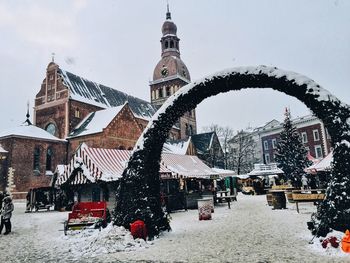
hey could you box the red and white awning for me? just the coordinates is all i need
[56,144,219,186]
[161,153,218,179]
[56,143,172,186]
[306,151,333,174]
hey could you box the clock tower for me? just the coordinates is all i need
[150,5,197,139]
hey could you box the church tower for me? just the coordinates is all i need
[150,5,197,139]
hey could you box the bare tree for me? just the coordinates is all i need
[228,130,258,174]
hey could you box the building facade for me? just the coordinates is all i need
[257,115,332,164]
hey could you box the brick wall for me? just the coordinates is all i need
[0,137,67,198]
[68,106,143,157]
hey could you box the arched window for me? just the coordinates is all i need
[158,89,163,98]
[46,147,53,171]
[33,147,40,171]
[170,40,174,48]
[165,41,169,49]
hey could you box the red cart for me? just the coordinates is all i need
[64,201,110,235]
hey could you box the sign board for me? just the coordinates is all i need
[292,193,325,201]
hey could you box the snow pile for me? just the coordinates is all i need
[61,223,150,258]
[309,230,349,258]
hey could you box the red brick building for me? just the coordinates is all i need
[259,115,332,164]
[0,7,198,199]
[0,124,67,198]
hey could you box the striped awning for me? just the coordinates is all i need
[161,153,218,179]
[55,143,172,186]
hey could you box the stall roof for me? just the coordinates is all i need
[161,153,218,179]
[212,168,236,178]
[56,144,219,186]
[56,143,172,186]
[248,163,284,176]
[306,151,333,174]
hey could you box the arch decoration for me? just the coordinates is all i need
[114,66,350,238]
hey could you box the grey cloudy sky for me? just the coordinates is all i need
[0,0,349,133]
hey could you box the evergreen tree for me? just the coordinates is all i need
[275,109,311,187]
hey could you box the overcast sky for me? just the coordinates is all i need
[0,0,349,133]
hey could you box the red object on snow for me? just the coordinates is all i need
[130,220,147,240]
[321,236,339,249]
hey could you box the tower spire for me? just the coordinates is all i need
[166,1,171,20]
[24,101,32,126]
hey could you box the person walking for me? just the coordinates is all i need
[0,196,14,235]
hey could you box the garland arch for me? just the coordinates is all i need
[114,66,350,238]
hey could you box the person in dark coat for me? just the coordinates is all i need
[0,196,14,235]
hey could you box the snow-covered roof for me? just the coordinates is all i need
[191,132,216,154]
[58,68,156,120]
[0,144,8,153]
[68,104,126,138]
[55,143,172,185]
[161,153,218,179]
[163,138,191,155]
[212,168,236,178]
[306,151,333,174]
[248,163,284,176]
[0,124,66,142]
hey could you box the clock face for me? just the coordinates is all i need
[46,123,56,136]
[161,67,168,77]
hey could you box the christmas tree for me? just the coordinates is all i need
[275,108,311,187]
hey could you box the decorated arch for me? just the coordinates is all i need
[114,66,350,238]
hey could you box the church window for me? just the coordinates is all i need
[158,88,163,98]
[75,108,80,118]
[45,123,56,136]
[170,40,174,48]
[165,41,169,49]
[46,147,53,171]
[33,147,40,171]
[166,86,171,96]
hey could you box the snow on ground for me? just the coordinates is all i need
[1,195,349,263]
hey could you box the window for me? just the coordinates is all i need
[272,139,277,149]
[49,74,54,80]
[33,147,40,171]
[165,41,169,49]
[166,86,171,97]
[263,141,269,150]
[46,147,53,171]
[45,123,56,136]
[313,130,320,141]
[170,40,174,48]
[301,132,308,143]
[75,108,80,118]
[158,88,163,98]
[265,153,270,164]
[315,145,323,159]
